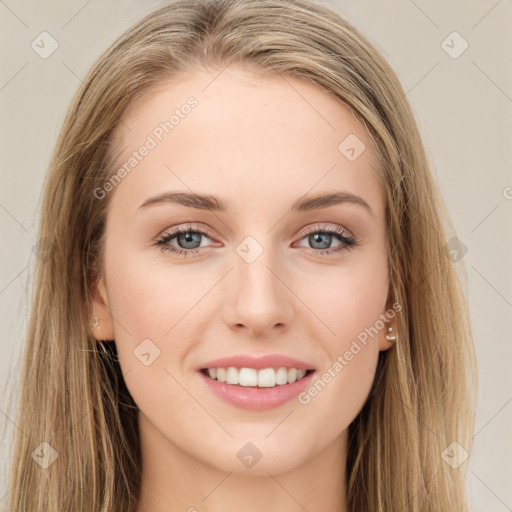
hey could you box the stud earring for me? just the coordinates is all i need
[92,317,100,330]
[385,326,397,343]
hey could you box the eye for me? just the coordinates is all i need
[293,224,357,257]
[154,224,216,258]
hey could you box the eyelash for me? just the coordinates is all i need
[154,223,358,259]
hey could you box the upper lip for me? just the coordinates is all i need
[198,354,316,371]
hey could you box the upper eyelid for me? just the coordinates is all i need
[158,223,353,244]
[301,223,353,238]
[159,223,213,239]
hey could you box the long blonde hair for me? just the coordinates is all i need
[6,0,477,510]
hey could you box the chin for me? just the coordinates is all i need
[198,435,313,476]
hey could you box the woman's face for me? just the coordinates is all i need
[92,65,394,476]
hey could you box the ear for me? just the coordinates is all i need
[89,270,115,341]
[378,294,399,352]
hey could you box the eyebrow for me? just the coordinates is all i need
[138,190,373,216]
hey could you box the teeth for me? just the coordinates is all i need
[204,367,309,387]
[226,367,239,385]
[216,368,226,383]
[276,367,288,385]
[258,368,275,387]
[240,367,258,386]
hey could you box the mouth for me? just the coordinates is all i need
[199,367,315,388]
[198,366,316,410]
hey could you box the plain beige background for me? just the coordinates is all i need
[0,1,511,510]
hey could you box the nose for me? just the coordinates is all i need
[222,245,294,338]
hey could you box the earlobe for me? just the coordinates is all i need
[89,272,115,341]
[378,322,398,351]
[378,294,400,351]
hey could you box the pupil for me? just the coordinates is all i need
[179,232,200,249]
[310,233,330,249]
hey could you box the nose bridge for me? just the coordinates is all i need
[225,234,293,334]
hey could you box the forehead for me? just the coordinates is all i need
[107,66,384,219]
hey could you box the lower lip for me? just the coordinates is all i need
[198,370,315,410]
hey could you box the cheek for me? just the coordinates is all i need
[293,286,386,458]
[105,256,198,412]
[105,246,201,338]
[302,249,389,346]
[293,250,388,421]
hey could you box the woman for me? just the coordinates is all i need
[7,0,477,510]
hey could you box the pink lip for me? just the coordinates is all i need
[198,370,316,410]
[198,354,315,371]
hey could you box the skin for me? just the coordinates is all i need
[90,65,396,512]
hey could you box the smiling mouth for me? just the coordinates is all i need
[200,367,315,388]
